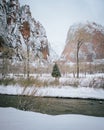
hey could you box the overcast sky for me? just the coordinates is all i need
[20,0,104,55]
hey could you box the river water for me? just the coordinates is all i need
[0,94,104,117]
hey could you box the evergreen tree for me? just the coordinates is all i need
[51,63,61,78]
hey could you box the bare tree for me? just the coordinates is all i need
[20,21,30,80]
[73,27,91,78]
[2,50,7,79]
[1,47,14,78]
[76,40,83,78]
[26,38,30,80]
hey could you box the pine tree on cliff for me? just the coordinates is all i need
[51,63,61,79]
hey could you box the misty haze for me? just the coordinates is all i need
[0,0,104,130]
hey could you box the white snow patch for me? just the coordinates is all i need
[0,107,104,130]
[37,86,104,99]
[0,85,104,99]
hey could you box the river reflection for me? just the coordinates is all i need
[0,94,104,117]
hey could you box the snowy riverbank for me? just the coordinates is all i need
[0,107,104,130]
[0,85,104,99]
[0,73,104,99]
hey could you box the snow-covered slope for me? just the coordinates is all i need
[61,22,104,62]
[47,43,59,62]
[0,107,104,130]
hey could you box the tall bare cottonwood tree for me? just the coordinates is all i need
[20,21,30,80]
[74,27,91,78]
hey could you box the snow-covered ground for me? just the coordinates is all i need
[0,85,104,99]
[0,107,104,130]
[0,73,104,99]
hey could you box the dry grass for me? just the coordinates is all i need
[0,77,59,87]
[0,78,15,86]
[0,75,104,89]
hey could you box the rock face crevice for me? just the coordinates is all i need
[0,0,49,62]
[61,22,104,63]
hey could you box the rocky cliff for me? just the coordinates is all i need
[61,22,104,63]
[0,0,49,62]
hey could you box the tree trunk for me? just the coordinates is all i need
[76,44,79,78]
[2,52,8,79]
[76,41,83,78]
[27,44,30,80]
[23,58,26,78]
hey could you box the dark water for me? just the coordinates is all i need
[0,94,104,117]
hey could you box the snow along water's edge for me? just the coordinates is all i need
[0,107,104,130]
[0,85,104,99]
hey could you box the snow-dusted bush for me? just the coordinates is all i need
[79,77,104,88]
